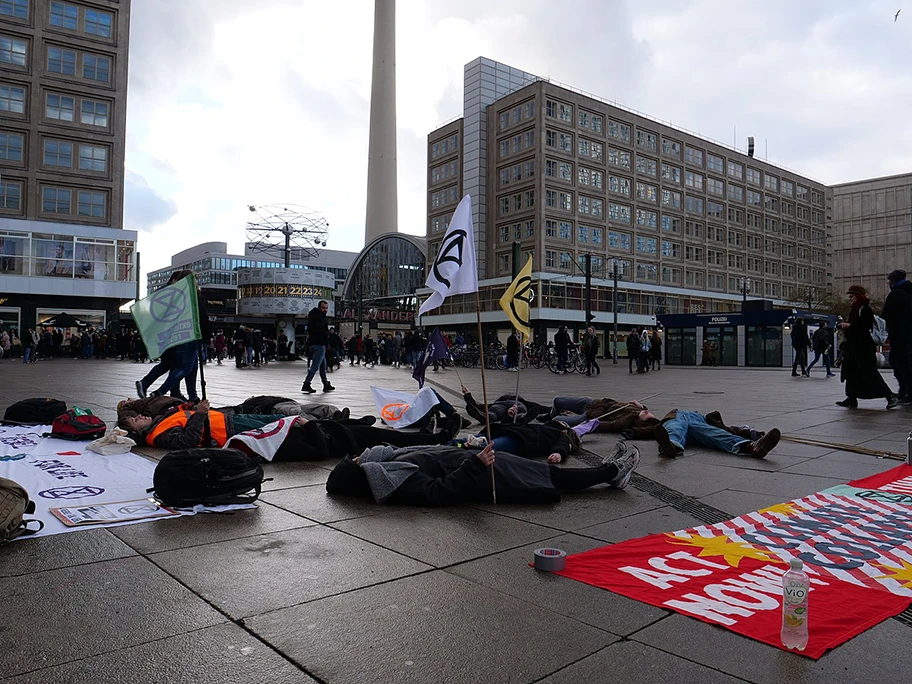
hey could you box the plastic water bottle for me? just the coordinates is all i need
[781,558,810,650]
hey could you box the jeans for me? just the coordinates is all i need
[304,344,328,386]
[556,347,568,372]
[889,339,912,398]
[23,346,31,363]
[806,350,832,375]
[487,435,520,453]
[155,342,198,398]
[664,410,748,454]
[550,396,593,426]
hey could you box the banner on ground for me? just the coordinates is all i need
[557,465,912,659]
[370,386,440,429]
[226,417,296,462]
[418,195,478,317]
[130,274,201,359]
[498,255,534,339]
[412,328,449,389]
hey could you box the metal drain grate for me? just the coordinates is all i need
[894,607,912,629]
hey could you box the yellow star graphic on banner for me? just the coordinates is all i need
[757,502,803,517]
[665,533,784,568]
[873,560,912,589]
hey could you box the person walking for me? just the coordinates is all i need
[302,300,334,394]
[506,329,521,371]
[650,330,662,370]
[790,317,810,377]
[554,326,571,374]
[391,331,403,368]
[881,269,912,403]
[806,321,835,377]
[583,327,600,376]
[626,329,642,373]
[214,330,226,365]
[836,285,898,409]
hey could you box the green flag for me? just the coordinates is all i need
[130,274,201,358]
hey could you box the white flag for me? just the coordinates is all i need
[225,417,296,462]
[418,194,478,316]
[370,386,441,429]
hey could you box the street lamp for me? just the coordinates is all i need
[608,258,620,363]
[739,277,752,307]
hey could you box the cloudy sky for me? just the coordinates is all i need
[125,0,912,290]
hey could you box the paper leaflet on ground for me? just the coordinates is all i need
[556,465,912,659]
[51,499,180,526]
[0,425,254,538]
[370,386,440,429]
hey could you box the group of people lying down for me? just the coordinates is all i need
[116,390,781,506]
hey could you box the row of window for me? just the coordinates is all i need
[0,231,133,280]
[430,185,458,209]
[430,159,457,185]
[497,99,535,131]
[46,45,111,83]
[430,133,458,160]
[0,180,106,218]
[0,1,113,38]
[0,83,111,128]
[0,131,108,172]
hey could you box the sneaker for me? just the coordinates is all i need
[742,428,781,458]
[323,383,336,392]
[606,442,640,490]
[898,397,912,406]
[886,395,899,410]
[441,414,462,441]
[835,399,857,408]
[135,380,147,399]
[826,372,836,378]
[654,423,681,458]
[791,372,800,377]
[302,383,317,394]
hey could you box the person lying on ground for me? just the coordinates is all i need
[120,400,463,457]
[391,389,473,431]
[458,420,582,464]
[612,408,780,459]
[117,395,355,424]
[544,396,653,432]
[325,440,640,506]
[460,385,549,425]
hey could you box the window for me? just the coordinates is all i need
[429,215,449,233]
[0,84,25,114]
[796,185,809,202]
[661,163,681,184]
[0,131,23,161]
[499,112,509,130]
[707,249,725,267]
[811,189,824,207]
[591,114,602,133]
[579,110,601,133]
[525,219,535,238]
[85,9,114,38]
[747,257,762,273]
[685,245,704,263]
[43,140,73,167]
[497,253,510,274]
[559,132,573,153]
[545,250,557,268]
[706,178,724,196]
[0,179,22,209]
[636,129,657,151]
[765,239,779,255]
[727,184,744,202]
[609,203,631,223]
[662,138,681,157]
[636,236,657,254]
[560,191,572,211]
[707,273,725,290]
[0,0,28,20]
[0,35,26,66]
[636,182,657,203]
[608,175,630,196]
[559,102,572,122]
[636,209,657,229]
[48,47,76,75]
[577,225,589,243]
[608,230,631,251]
[727,161,743,180]
[746,234,762,250]
[636,262,658,283]
[578,195,590,215]
[764,217,779,233]
[42,186,71,213]
[781,179,794,196]
[662,240,681,259]
[746,167,761,185]
[685,171,703,191]
[578,167,602,189]
[765,282,779,298]
[608,147,630,168]
[685,220,704,239]
[661,189,682,209]
[685,270,704,288]
[764,174,779,192]
[708,225,725,242]
[728,207,744,224]
[684,146,704,167]
[685,196,704,215]
[727,230,743,247]
[746,190,762,207]
[591,227,603,244]
[50,2,78,29]
[746,213,761,229]
[662,216,682,233]
[781,201,794,217]
[636,155,657,177]
[781,222,794,237]
[608,120,630,142]
[559,251,573,270]
[728,253,744,269]
[706,153,724,173]
[77,190,105,218]
[765,195,779,212]
[83,54,111,83]
[707,201,724,219]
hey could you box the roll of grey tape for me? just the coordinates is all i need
[533,548,567,572]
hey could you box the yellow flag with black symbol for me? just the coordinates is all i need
[498,256,534,339]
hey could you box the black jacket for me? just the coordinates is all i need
[790,322,810,349]
[489,422,572,460]
[555,331,571,350]
[306,307,329,346]
[812,327,831,353]
[881,281,912,343]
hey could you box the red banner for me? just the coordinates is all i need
[558,465,912,659]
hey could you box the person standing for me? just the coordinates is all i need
[650,330,662,371]
[214,329,226,365]
[251,328,264,368]
[391,331,403,368]
[506,329,521,371]
[554,326,571,374]
[302,300,334,394]
[626,329,641,373]
[639,328,651,373]
[881,269,912,403]
[806,321,835,377]
[836,286,898,409]
[583,327,600,376]
[790,318,810,377]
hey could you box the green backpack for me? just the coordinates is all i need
[0,477,44,545]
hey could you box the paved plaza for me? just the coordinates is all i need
[1,356,911,683]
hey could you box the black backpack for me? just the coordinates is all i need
[2,398,67,426]
[149,449,266,507]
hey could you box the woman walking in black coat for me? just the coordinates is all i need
[835,285,898,409]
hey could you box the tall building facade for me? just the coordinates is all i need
[0,0,134,334]
[425,58,831,346]
[831,172,912,299]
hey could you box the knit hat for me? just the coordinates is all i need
[887,269,907,283]
[846,285,867,297]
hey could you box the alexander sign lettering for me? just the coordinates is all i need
[341,308,415,323]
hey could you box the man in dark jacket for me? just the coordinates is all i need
[881,269,912,403]
[325,440,640,506]
[302,300,334,394]
[626,330,642,373]
[554,326,571,374]
[806,321,835,377]
[790,318,810,377]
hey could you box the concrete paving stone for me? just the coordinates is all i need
[779,453,900,480]
[685,447,812,473]
[447,533,669,636]
[578,506,704,543]
[262,484,421,524]
[148,526,432,619]
[1,623,317,684]
[109,501,315,554]
[634,613,912,684]
[0,528,136,578]
[247,570,618,684]
[330,507,556,567]
[632,459,757,498]
[260,462,330,491]
[697,489,789,518]
[0,556,225,678]
[728,471,847,499]
[473,484,666,531]
[537,640,745,684]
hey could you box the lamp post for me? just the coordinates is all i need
[608,258,620,363]
[740,277,751,309]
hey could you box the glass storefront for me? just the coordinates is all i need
[0,231,134,282]
[746,325,783,367]
[704,325,738,366]
[666,327,697,365]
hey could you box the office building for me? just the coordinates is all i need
[0,0,134,334]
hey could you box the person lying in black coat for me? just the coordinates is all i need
[462,421,580,464]
[460,385,548,424]
[325,440,640,506]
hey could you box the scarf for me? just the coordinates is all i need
[848,296,870,325]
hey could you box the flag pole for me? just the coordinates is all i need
[197,341,207,401]
[474,291,496,504]
[512,332,523,424]
[591,392,661,422]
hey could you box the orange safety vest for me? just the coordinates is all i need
[146,410,229,447]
